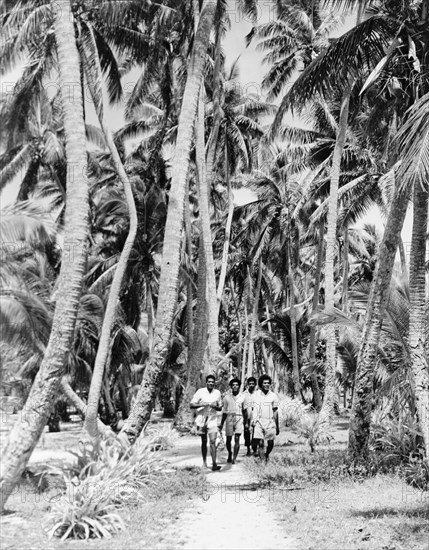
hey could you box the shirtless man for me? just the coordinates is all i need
[242,376,257,456]
[190,375,222,471]
[251,374,280,462]
[219,378,244,464]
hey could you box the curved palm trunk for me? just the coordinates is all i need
[320,87,351,422]
[60,379,112,438]
[348,184,411,459]
[119,0,216,444]
[196,87,219,375]
[246,256,263,378]
[0,0,89,510]
[408,184,429,457]
[83,75,138,440]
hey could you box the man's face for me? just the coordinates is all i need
[261,379,270,392]
[206,378,215,391]
[247,381,256,393]
[231,382,240,394]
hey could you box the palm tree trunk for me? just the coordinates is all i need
[230,282,244,378]
[205,22,222,192]
[196,86,219,375]
[264,304,275,379]
[60,379,112,437]
[184,178,194,351]
[348,184,411,459]
[320,86,351,422]
[398,237,408,280]
[0,0,89,510]
[246,256,263,378]
[146,279,154,351]
[83,72,138,440]
[342,226,349,313]
[119,1,216,444]
[216,142,233,310]
[242,306,249,384]
[309,223,324,411]
[174,235,208,430]
[408,184,429,457]
[287,233,301,398]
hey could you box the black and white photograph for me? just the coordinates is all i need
[0,0,428,548]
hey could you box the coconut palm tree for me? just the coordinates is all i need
[0,90,66,201]
[347,0,429,458]
[0,0,89,511]
[394,92,429,458]
[119,0,218,444]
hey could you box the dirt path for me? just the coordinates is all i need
[163,435,299,550]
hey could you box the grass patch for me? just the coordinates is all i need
[265,474,429,550]
[244,421,428,550]
[1,466,206,550]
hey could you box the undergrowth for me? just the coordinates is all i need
[37,433,193,541]
[247,414,428,491]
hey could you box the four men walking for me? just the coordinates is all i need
[191,374,279,469]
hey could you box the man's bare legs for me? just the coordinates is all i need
[201,434,208,467]
[201,433,220,470]
[252,437,260,457]
[209,432,221,470]
[233,434,240,463]
[226,435,233,463]
[265,440,274,460]
[226,434,241,464]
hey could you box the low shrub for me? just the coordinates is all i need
[45,435,166,541]
[146,424,179,451]
[404,451,429,491]
[295,413,334,452]
[277,395,308,428]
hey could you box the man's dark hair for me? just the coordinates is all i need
[206,374,215,382]
[247,376,257,384]
[258,374,272,388]
[229,378,241,388]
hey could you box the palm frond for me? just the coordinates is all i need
[270,15,397,135]
[396,92,429,192]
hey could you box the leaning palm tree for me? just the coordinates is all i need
[79,24,138,441]
[0,0,89,511]
[347,0,429,458]
[119,0,218,444]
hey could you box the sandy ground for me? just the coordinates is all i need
[163,435,299,550]
[2,414,298,549]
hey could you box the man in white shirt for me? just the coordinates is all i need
[251,374,280,462]
[219,378,245,464]
[190,375,222,471]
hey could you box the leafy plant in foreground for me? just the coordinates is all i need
[45,435,165,540]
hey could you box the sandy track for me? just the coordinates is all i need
[164,435,299,550]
